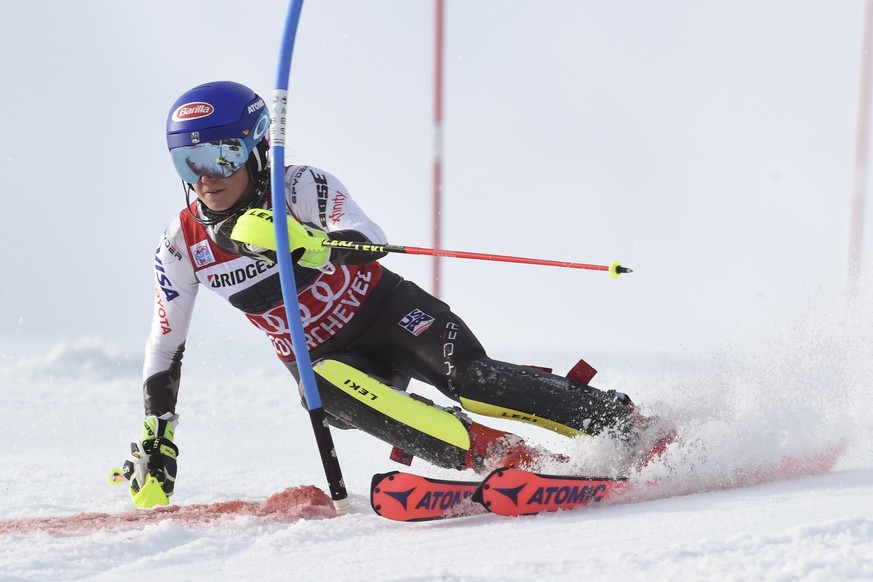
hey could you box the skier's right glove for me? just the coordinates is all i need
[122,414,179,509]
[292,227,332,270]
[230,208,334,272]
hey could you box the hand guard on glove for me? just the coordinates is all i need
[229,208,334,272]
[121,413,179,508]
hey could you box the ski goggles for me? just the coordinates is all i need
[170,139,250,183]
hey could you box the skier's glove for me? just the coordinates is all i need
[122,413,179,508]
[230,208,334,272]
[294,229,331,270]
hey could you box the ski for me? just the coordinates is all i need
[370,471,487,522]
[473,468,630,517]
[371,439,848,522]
[369,469,629,521]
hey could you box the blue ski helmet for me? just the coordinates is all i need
[166,81,271,185]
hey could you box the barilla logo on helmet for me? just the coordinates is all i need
[172,102,214,122]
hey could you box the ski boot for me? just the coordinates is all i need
[625,412,677,469]
[604,391,677,471]
[462,422,566,474]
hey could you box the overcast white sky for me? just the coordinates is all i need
[0,1,869,373]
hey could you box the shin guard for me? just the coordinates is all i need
[312,359,472,469]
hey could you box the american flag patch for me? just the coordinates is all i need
[398,309,435,336]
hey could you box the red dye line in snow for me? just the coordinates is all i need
[0,485,336,535]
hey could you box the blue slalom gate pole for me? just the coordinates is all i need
[271,0,348,514]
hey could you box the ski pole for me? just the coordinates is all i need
[272,0,349,515]
[322,239,633,278]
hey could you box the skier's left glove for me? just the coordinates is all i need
[121,413,179,509]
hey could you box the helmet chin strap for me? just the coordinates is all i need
[182,179,269,227]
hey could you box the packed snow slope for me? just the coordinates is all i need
[1,276,872,581]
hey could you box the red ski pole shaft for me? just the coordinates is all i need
[321,240,633,278]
